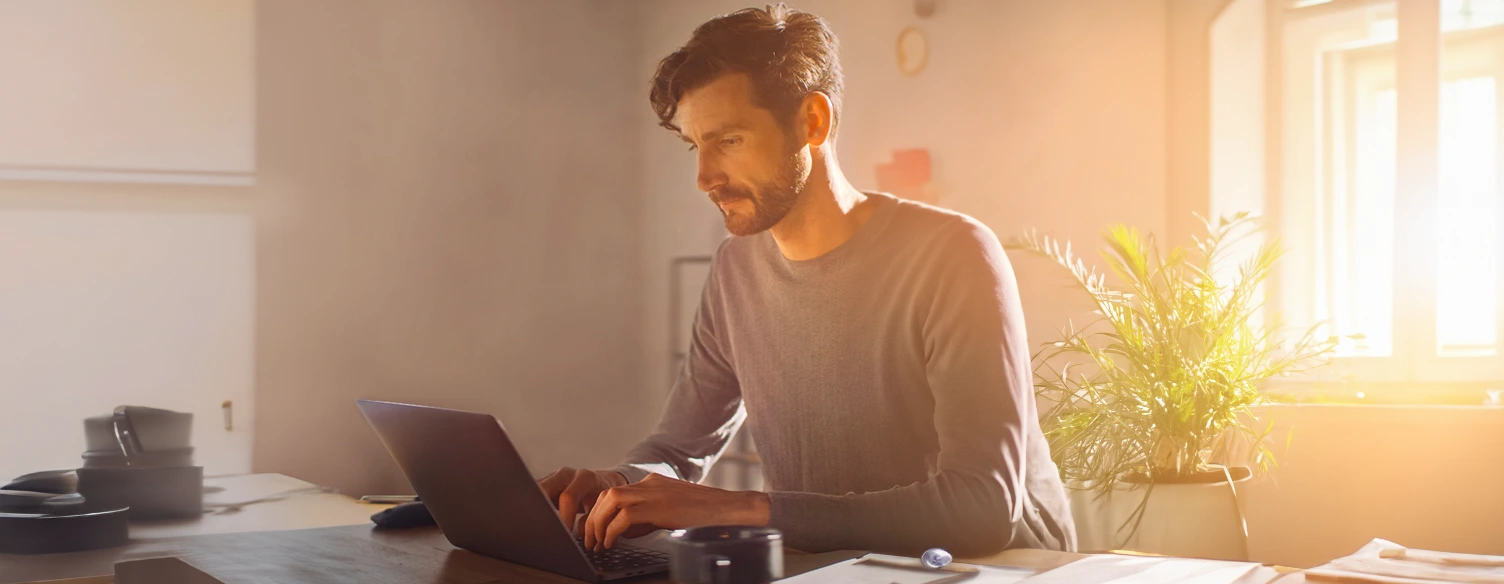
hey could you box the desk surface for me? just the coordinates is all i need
[133,473,391,540]
[5,473,1088,584]
[13,524,1088,584]
[5,473,390,584]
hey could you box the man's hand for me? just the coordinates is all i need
[538,467,630,532]
[583,473,771,551]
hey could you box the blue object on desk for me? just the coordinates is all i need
[370,500,435,528]
[922,548,953,569]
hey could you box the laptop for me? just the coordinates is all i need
[356,400,671,582]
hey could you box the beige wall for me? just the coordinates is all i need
[1245,405,1504,567]
[0,190,254,482]
[1168,0,1234,243]
[1211,0,1266,220]
[251,0,652,497]
[0,0,256,482]
[0,0,254,183]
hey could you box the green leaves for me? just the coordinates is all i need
[1005,215,1335,496]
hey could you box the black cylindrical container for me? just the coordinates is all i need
[75,465,203,520]
[0,506,129,554]
[668,526,783,584]
[77,406,204,520]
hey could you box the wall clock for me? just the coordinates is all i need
[897,26,928,77]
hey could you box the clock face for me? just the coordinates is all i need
[897,26,928,77]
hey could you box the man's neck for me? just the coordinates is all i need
[769,157,876,262]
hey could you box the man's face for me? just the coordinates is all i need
[676,73,811,236]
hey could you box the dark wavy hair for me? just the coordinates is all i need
[649,4,844,139]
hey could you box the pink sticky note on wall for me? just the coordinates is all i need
[876,148,933,203]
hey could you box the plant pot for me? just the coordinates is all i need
[1068,466,1251,561]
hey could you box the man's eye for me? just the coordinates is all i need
[686,144,698,152]
[722,137,740,146]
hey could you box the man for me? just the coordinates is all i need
[540,4,1075,557]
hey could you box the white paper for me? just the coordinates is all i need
[1014,554,1260,584]
[1304,539,1504,584]
[778,554,1035,584]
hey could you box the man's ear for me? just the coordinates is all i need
[799,92,835,147]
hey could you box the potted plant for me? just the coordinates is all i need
[1006,213,1335,560]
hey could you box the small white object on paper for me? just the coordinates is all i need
[778,554,1035,584]
[1013,554,1261,584]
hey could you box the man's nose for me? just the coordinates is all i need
[696,155,726,193]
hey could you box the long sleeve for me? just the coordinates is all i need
[614,252,744,484]
[765,223,1041,557]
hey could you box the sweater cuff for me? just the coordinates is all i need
[611,462,679,484]
[768,491,854,554]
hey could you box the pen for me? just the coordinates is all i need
[854,556,980,582]
[359,495,419,504]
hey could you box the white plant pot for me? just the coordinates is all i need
[1067,467,1251,561]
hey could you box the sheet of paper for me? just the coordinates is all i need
[1014,554,1261,584]
[1303,539,1504,584]
[778,555,1035,584]
[1301,567,1446,584]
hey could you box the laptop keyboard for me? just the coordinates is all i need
[576,537,671,572]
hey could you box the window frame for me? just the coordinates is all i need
[1276,0,1504,390]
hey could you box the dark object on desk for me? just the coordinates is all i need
[357,399,671,582]
[77,465,203,520]
[0,469,129,554]
[0,490,84,514]
[1,469,85,514]
[3,469,79,495]
[0,505,130,554]
[0,406,203,555]
[115,557,227,584]
[77,406,204,519]
[668,526,783,584]
[370,500,435,528]
[82,406,195,468]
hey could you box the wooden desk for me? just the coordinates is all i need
[133,473,391,540]
[12,524,1087,584]
[4,473,390,584]
[3,473,1087,584]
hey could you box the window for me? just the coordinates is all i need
[1275,0,1504,389]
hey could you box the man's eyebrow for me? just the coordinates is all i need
[681,124,750,144]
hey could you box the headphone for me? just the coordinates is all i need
[0,469,129,554]
[0,406,199,554]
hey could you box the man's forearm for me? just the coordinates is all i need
[609,467,769,525]
[739,490,772,526]
[766,470,1022,557]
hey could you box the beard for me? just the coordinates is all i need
[709,145,810,237]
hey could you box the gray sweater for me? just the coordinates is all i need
[615,193,1075,556]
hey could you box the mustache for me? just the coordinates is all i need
[709,189,752,205]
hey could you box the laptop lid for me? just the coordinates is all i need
[356,399,599,582]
